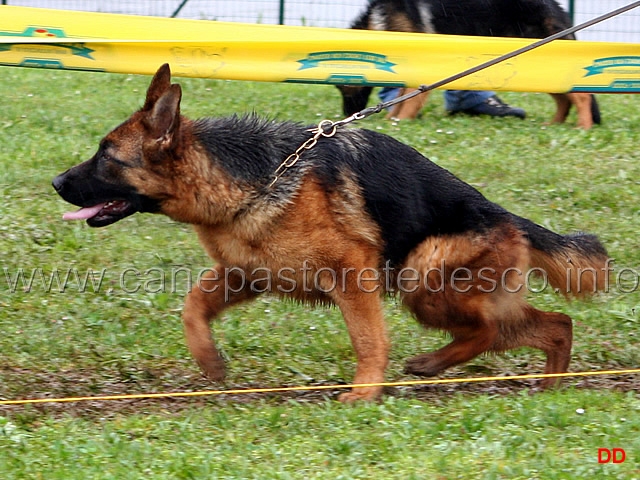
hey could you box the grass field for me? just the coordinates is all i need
[0,65,639,479]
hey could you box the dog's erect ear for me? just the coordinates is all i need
[143,63,172,111]
[145,83,182,145]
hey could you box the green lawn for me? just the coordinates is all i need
[0,66,639,479]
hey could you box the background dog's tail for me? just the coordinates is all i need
[515,216,610,296]
[591,95,602,125]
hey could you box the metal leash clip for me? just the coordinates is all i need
[269,119,340,188]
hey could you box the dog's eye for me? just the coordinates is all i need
[102,151,131,168]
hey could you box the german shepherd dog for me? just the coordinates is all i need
[53,64,609,402]
[338,0,601,129]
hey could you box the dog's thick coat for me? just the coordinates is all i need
[338,0,601,129]
[53,65,609,402]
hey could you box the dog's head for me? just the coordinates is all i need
[336,85,373,116]
[52,64,184,227]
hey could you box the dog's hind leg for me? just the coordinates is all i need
[490,305,573,389]
[548,93,572,125]
[404,327,499,377]
[400,225,532,378]
[403,293,572,388]
[548,93,595,130]
[568,92,596,130]
[182,265,258,381]
[402,292,499,377]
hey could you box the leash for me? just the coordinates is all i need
[269,120,340,187]
[270,0,640,186]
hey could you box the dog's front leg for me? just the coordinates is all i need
[329,286,390,403]
[386,88,429,120]
[182,265,257,381]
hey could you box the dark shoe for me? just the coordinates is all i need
[457,95,526,119]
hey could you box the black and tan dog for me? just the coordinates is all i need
[53,64,609,402]
[338,0,601,129]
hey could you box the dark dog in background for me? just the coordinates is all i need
[53,64,609,402]
[338,0,601,129]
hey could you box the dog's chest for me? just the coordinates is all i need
[193,225,265,267]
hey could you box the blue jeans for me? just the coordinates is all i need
[378,88,495,112]
[443,90,495,112]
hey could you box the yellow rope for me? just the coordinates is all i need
[1,368,638,406]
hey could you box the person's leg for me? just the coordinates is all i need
[378,87,401,104]
[444,90,493,111]
[445,90,526,119]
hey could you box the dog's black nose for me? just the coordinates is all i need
[52,174,65,194]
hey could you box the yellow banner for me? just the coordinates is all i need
[0,6,638,93]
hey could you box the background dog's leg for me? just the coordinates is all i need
[386,89,429,120]
[385,88,407,119]
[567,92,595,130]
[182,266,258,381]
[548,93,572,125]
[549,93,594,129]
[330,286,389,403]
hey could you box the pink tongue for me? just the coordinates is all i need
[62,203,107,221]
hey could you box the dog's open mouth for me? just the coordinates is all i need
[62,200,137,227]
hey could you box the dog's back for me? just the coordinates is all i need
[353,0,572,37]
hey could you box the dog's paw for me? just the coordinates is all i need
[337,386,383,403]
[404,353,443,377]
[204,369,226,382]
[537,376,564,390]
[199,357,226,382]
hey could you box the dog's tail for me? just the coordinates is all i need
[515,216,610,297]
[590,95,602,125]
